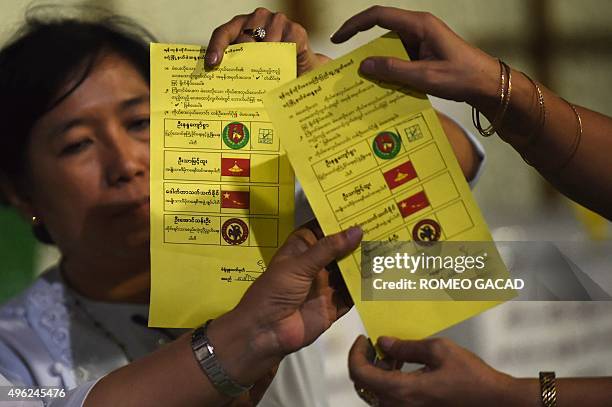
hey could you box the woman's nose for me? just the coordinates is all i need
[103,128,147,187]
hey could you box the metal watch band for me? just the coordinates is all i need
[539,371,557,407]
[191,320,253,398]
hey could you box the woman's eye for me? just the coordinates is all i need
[128,117,150,132]
[60,139,92,156]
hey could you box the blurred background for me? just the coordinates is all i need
[1,1,611,405]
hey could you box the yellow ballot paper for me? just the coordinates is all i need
[149,43,296,327]
[263,34,507,340]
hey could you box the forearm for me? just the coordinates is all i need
[509,377,612,406]
[84,310,281,407]
[85,333,223,407]
[473,58,612,219]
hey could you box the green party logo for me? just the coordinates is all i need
[372,131,401,159]
[223,122,250,149]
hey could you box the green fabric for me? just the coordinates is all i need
[0,208,36,303]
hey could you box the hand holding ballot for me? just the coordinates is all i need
[330,6,500,106]
[331,5,612,220]
[84,225,361,407]
[348,335,525,407]
[204,7,329,75]
[225,224,362,358]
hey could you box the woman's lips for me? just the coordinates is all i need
[110,197,150,218]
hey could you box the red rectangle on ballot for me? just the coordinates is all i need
[221,157,250,177]
[397,191,430,217]
[221,190,250,209]
[383,160,417,190]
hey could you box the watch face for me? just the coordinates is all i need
[191,325,252,397]
[206,343,215,354]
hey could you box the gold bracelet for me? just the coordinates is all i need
[523,72,546,147]
[472,59,512,137]
[554,101,583,173]
[539,371,557,407]
[519,72,546,166]
[472,60,505,136]
[498,60,513,125]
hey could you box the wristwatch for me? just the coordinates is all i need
[191,320,253,397]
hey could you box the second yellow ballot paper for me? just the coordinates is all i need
[264,34,504,340]
[149,43,295,327]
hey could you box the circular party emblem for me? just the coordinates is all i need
[221,218,249,245]
[222,122,250,149]
[372,131,401,159]
[412,219,442,244]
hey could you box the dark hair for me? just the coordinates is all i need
[0,5,155,242]
[0,5,154,187]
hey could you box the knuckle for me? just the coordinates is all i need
[273,12,287,22]
[320,234,343,256]
[211,25,225,37]
[292,23,307,38]
[421,11,439,25]
[421,66,438,83]
[286,22,302,36]
[429,337,450,356]
[292,228,317,247]
[294,238,311,254]
[230,14,246,24]
[380,58,397,74]
[253,7,270,17]
[320,235,338,253]
[420,11,433,19]
[368,5,384,13]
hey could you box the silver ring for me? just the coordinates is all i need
[243,26,266,41]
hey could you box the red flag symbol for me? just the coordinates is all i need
[221,157,250,177]
[221,190,250,209]
[383,161,417,190]
[397,191,430,217]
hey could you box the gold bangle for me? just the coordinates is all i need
[519,72,546,166]
[523,72,546,147]
[472,59,512,137]
[472,60,505,136]
[554,101,583,173]
[498,60,513,125]
[539,371,557,407]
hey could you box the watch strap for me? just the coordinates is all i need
[191,320,253,398]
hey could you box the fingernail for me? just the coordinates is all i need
[378,336,395,351]
[205,52,218,66]
[329,31,338,42]
[360,59,374,74]
[346,226,363,242]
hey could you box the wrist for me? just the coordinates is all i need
[206,309,283,386]
[466,54,504,113]
[503,377,541,407]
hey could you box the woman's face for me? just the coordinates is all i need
[25,52,151,261]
